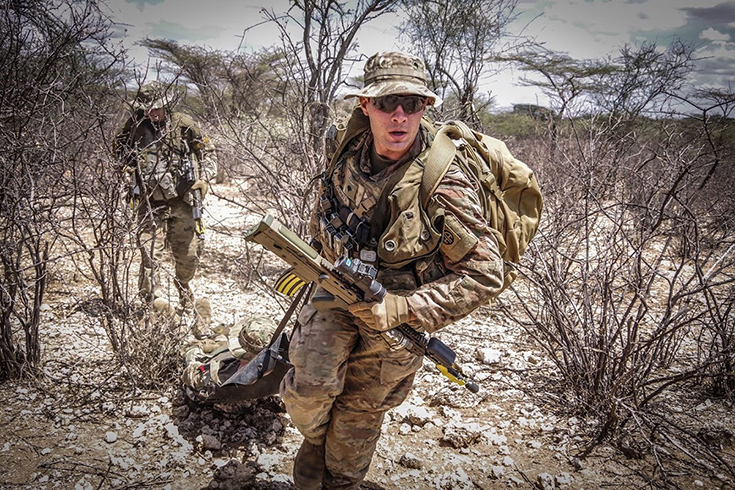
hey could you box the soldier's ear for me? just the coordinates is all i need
[359,97,370,116]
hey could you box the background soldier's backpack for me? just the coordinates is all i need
[421,120,543,289]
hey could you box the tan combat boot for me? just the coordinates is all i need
[178,283,195,310]
[152,297,179,324]
[293,439,325,489]
[139,267,162,302]
[193,297,214,339]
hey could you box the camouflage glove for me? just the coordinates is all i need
[190,179,209,198]
[348,292,410,332]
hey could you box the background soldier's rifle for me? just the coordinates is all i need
[244,214,480,393]
[130,166,142,209]
[176,140,205,237]
[122,143,142,210]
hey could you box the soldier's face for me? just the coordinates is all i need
[147,107,166,123]
[359,94,427,161]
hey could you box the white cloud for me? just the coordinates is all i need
[515,0,733,60]
[700,27,731,42]
[108,0,283,53]
[105,0,735,108]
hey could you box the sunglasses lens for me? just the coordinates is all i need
[403,97,423,113]
[374,95,425,114]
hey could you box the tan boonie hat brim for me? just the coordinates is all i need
[345,80,441,106]
[344,51,442,106]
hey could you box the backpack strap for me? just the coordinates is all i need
[325,106,370,180]
[444,120,505,200]
[420,124,458,209]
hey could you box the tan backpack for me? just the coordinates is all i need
[420,120,543,285]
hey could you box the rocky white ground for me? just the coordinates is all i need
[1,182,733,490]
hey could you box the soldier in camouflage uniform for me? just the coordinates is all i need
[115,81,217,333]
[281,52,507,489]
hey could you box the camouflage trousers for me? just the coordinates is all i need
[281,303,422,489]
[136,198,203,303]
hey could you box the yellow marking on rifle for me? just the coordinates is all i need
[436,365,465,386]
[274,269,306,297]
[281,275,304,296]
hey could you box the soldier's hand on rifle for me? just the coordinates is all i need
[190,180,209,198]
[348,292,410,332]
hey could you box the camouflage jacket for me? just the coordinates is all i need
[311,121,504,333]
[115,111,217,203]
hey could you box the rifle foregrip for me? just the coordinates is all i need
[426,337,456,366]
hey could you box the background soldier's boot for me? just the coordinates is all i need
[177,282,195,310]
[193,297,214,339]
[152,297,178,323]
[293,440,325,490]
[139,268,161,302]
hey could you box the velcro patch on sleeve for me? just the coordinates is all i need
[440,214,478,263]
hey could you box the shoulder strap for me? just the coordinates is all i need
[420,124,458,209]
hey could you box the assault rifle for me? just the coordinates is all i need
[129,166,142,209]
[177,141,205,237]
[244,214,480,393]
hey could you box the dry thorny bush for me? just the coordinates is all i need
[495,110,735,483]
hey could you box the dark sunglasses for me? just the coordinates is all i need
[372,94,427,114]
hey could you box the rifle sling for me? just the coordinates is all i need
[325,107,370,181]
[266,281,313,349]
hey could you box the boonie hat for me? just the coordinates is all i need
[133,81,171,111]
[345,51,442,106]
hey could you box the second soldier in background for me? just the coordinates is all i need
[115,81,218,337]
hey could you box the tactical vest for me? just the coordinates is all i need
[123,112,201,202]
[315,111,448,291]
[318,108,543,293]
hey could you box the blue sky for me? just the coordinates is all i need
[107,0,735,109]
